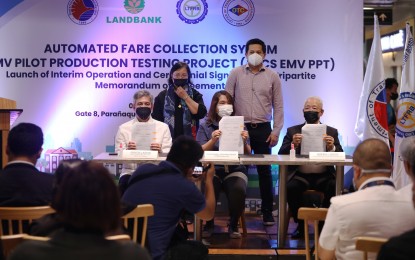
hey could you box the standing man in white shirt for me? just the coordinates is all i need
[115,90,172,193]
[225,38,284,225]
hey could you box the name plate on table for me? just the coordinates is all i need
[203,151,238,161]
[309,152,345,160]
[121,150,158,159]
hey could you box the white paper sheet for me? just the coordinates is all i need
[131,122,156,150]
[300,124,327,155]
[218,116,244,154]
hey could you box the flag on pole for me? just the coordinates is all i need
[392,23,415,189]
[354,15,389,145]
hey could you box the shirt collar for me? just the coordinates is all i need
[358,176,394,191]
[133,116,154,124]
[6,160,35,167]
[244,63,266,72]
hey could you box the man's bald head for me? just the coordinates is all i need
[353,138,392,174]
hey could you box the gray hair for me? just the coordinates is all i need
[400,136,415,168]
[304,96,324,109]
[133,90,153,104]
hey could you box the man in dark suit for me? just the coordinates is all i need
[278,96,343,239]
[0,122,53,206]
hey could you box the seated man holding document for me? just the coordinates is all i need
[278,96,343,239]
[196,90,251,239]
[115,90,172,194]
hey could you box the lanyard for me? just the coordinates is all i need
[361,180,395,190]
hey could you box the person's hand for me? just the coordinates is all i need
[241,130,249,144]
[266,132,279,147]
[323,135,335,151]
[150,143,161,152]
[211,130,221,142]
[174,86,190,100]
[292,133,303,148]
[203,163,215,183]
[127,141,136,150]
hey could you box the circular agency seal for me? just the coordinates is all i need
[396,91,415,138]
[366,81,389,139]
[67,0,99,25]
[222,0,254,27]
[176,0,208,24]
[124,0,145,14]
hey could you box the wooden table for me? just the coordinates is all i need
[92,153,353,247]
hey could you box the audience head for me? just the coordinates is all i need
[303,96,324,124]
[53,161,121,234]
[6,122,43,164]
[206,90,235,124]
[168,61,192,87]
[352,138,392,189]
[133,90,153,121]
[166,135,204,176]
[51,159,83,209]
[385,78,399,102]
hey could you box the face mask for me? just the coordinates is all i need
[136,107,151,120]
[247,53,263,66]
[217,104,233,117]
[304,111,319,124]
[390,93,398,100]
[173,79,188,88]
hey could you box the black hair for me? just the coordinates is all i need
[166,135,204,172]
[245,38,266,54]
[7,122,43,157]
[385,78,398,89]
[168,61,193,85]
[53,161,121,234]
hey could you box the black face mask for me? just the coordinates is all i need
[136,107,151,120]
[390,93,398,100]
[173,79,188,88]
[304,111,319,124]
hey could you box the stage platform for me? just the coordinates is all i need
[189,212,316,260]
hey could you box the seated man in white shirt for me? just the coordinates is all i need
[115,90,172,193]
[319,138,415,260]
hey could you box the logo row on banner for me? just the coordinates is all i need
[68,0,254,26]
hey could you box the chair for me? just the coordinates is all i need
[106,234,132,242]
[121,204,154,246]
[285,190,325,239]
[1,234,25,258]
[297,207,328,260]
[0,206,55,235]
[355,236,388,260]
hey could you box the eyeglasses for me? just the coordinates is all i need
[172,73,189,79]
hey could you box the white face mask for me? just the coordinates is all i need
[217,104,233,117]
[247,53,263,66]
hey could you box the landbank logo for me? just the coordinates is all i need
[67,0,99,25]
[124,0,145,14]
[106,0,162,24]
[222,0,254,27]
[176,0,208,24]
[396,92,415,138]
[366,80,389,139]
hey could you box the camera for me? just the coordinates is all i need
[192,163,210,178]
